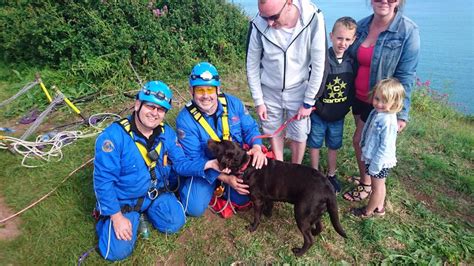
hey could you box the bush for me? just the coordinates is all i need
[0,0,249,87]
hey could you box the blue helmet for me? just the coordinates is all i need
[136,81,173,110]
[189,62,221,88]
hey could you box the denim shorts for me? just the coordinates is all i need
[307,113,344,150]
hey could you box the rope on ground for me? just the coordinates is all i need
[0,112,120,167]
[0,81,39,108]
[0,157,94,224]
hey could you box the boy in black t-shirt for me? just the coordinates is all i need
[308,17,357,194]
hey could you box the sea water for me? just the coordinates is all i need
[231,0,474,115]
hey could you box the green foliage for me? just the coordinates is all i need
[1,2,473,265]
[0,0,249,94]
[0,0,249,119]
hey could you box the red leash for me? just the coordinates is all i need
[250,107,316,144]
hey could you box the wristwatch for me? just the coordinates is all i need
[303,103,312,109]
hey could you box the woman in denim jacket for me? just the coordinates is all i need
[344,0,420,202]
[351,78,405,217]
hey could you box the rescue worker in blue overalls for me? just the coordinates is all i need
[93,81,222,261]
[176,62,268,217]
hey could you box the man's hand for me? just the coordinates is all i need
[397,119,407,132]
[205,159,231,173]
[205,159,221,171]
[297,105,312,120]
[247,145,267,169]
[110,212,132,241]
[256,104,268,121]
[219,173,249,195]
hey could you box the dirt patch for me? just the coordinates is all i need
[0,196,21,240]
[400,174,474,224]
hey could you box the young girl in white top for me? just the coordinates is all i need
[352,78,405,218]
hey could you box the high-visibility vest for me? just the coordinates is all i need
[185,94,230,141]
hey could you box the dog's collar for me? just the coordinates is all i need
[236,156,251,176]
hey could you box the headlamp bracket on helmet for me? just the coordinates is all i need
[141,89,172,104]
[190,70,220,81]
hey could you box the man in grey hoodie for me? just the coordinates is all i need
[246,0,327,164]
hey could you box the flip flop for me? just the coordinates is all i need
[351,206,385,218]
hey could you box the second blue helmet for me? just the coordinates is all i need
[189,62,221,88]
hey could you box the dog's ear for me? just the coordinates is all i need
[207,139,223,156]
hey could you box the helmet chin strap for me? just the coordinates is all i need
[136,101,146,127]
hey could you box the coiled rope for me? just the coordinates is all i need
[0,113,121,168]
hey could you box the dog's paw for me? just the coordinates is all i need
[263,208,272,218]
[247,224,257,232]
[291,247,305,257]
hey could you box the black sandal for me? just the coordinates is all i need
[351,206,385,218]
[343,183,372,202]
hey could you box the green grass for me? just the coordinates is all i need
[0,65,473,265]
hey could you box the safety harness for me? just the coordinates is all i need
[186,94,231,141]
[117,118,168,213]
[186,94,253,217]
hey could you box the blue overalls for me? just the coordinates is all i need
[93,116,207,261]
[175,93,263,217]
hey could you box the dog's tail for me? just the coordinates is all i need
[327,196,347,238]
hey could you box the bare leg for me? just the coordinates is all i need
[365,177,386,214]
[309,148,320,170]
[353,115,370,185]
[270,135,284,161]
[327,149,337,176]
[290,140,306,164]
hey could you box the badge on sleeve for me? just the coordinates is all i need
[101,139,115,152]
[177,129,186,140]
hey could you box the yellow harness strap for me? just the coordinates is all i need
[186,94,230,141]
[118,118,166,168]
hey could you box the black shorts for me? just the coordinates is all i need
[352,98,373,122]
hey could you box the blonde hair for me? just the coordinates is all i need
[332,16,357,33]
[372,78,405,113]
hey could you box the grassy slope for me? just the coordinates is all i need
[0,63,473,264]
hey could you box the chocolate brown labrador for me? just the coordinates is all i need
[208,139,347,256]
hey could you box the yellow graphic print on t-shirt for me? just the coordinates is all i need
[323,76,348,104]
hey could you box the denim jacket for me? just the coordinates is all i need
[360,110,398,175]
[349,12,420,121]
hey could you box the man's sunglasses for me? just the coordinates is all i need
[194,86,217,95]
[260,1,287,21]
[373,0,398,3]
